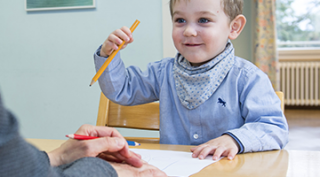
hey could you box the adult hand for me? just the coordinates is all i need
[110,161,167,177]
[190,135,239,160]
[47,124,142,167]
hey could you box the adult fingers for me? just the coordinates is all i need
[75,125,134,158]
[84,125,124,139]
[119,150,142,159]
[93,126,133,158]
[132,151,142,159]
[111,151,143,168]
[76,125,127,144]
[90,136,126,153]
[98,153,123,163]
[72,136,127,158]
[110,162,168,177]
[139,167,168,177]
[98,150,143,168]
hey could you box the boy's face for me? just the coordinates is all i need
[172,0,231,66]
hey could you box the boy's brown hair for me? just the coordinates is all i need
[170,0,244,22]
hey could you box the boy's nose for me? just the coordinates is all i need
[183,24,197,37]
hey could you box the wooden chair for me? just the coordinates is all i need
[96,91,285,144]
[275,91,284,113]
[96,92,160,144]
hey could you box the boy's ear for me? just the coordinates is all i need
[228,15,246,40]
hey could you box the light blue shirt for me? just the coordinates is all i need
[94,47,288,153]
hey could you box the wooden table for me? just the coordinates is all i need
[27,139,320,177]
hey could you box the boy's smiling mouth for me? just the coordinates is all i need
[184,43,202,47]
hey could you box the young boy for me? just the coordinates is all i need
[93,0,288,161]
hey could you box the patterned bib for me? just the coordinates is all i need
[173,41,235,109]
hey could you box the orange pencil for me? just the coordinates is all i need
[90,20,140,86]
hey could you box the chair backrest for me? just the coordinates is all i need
[275,91,284,113]
[96,92,160,130]
[96,92,160,143]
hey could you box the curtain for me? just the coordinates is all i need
[254,0,279,91]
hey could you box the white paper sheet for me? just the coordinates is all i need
[130,149,219,177]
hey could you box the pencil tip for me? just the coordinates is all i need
[66,134,74,138]
[90,80,96,87]
[89,85,91,87]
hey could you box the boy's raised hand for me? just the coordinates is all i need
[190,135,240,161]
[100,26,134,57]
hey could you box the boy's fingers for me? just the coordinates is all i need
[108,33,123,46]
[191,144,207,158]
[120,26,133,39]
[119,26,134,45]
[114,29,130,43]
[128,37,134,44]
[190,146,196,152]
[198,146,215,160]
[212,146,226,161]
[104,41,118,54]
[227,148,238,160]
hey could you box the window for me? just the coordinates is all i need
[276,0,320,49]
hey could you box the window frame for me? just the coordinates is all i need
[278,48,320,62]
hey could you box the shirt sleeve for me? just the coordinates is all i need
[93,45,161,105]
[225,68,289,153]
[0,94,118,177]
[57,157,118,177]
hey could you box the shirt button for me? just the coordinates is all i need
[193,134,199,139]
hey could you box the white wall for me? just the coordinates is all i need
[0,0,162,139]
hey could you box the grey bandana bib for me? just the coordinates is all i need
[173,41,235,109]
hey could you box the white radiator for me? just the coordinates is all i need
[279,61,320,106]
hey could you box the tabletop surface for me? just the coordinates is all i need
[27,139,320,177]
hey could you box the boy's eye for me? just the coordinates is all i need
[199,18,209,23]
[175,18,186,23]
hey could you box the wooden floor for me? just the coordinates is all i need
[284,108,320,151]
[285,109,320,127]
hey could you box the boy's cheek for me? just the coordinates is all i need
[172,31,181,42]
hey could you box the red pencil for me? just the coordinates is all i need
[66,134,140,146]
[66,134,99,140]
